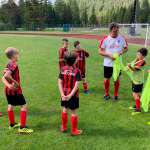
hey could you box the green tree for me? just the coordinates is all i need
[139,0,150,23]
[89,6,97,25]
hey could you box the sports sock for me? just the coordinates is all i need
[136,99,141,110]
[61,111,68,130]
[8,110,15,126]
[71,115,78,132]
[20,111,27,128]
[104,80,110,96]
[114,80,120,97]
[83,82,88,91]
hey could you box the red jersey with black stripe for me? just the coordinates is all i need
[59,47,68,70]
[4,61,22,95]
[74,49,89,76]
[59,66,81,97]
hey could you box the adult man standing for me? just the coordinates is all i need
[99,23,128,100]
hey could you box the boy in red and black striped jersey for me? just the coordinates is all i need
[2,47,33,134]
[59,38,69,70]
[58,51,82,136]
[73,41,89,93]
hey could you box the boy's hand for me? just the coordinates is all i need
[62,95,71,101]
[127,64,131,68]
[108,54,115,60]
[118,51,123,56]
[7,84,15,90]
[13,82,19,90]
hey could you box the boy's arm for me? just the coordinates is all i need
[4,69,19,85]
[84,50,89,58]
[58,79,64,97]
[2,70,15,90]
[65,81,79,101]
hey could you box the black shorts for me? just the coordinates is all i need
[104,66,121,79]
[61,96,79,110]
[132,83,143,93]
[6,94,26,106]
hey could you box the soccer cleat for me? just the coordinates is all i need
[131,109,141,116]
[9,123,20,130]
[83,90,89,94]
[112,96,118,101]
[60,126,67,133]
[71,129,83,136]
[129,105,136,110]
[18,127,33,134]
[104,95,110,100]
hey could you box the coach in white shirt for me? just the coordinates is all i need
[99,23,128,100]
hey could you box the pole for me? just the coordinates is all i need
[145,24,149,48]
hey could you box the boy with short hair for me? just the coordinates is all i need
[2,47,33,133]
[58,51,82,136]
[59,38,69,70]
[128,48,148,114]
[73,41,89,93]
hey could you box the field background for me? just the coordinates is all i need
[0,34,150,150]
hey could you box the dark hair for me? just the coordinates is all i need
[109,22,119,32]
[64,51,77,66]
[5,47,19,59]
[138,48,148,57]
[74,41,80,48]
[62,38,68,42]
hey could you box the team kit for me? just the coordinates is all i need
[1,23,149,135]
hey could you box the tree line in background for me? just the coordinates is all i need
[0,0,150,30]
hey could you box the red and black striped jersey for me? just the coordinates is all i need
[59,66,81,97]
[134,59,146,69]
[59,47,68,70]
[74,49,89,75]
[4,61,22,95]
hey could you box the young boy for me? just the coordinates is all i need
[73,41,89,93]
[2,47,33,133]
[59,38,69,70]
[58,51,82,136]
[128,48,148,114]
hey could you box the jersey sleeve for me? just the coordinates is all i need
[76,70,82,81]
[99,36,107,49]
[59,70,63,80]
[122,37,128,49]
[7,62,17,74]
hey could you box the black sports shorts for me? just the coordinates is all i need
[6,94,26,106]
[61,96,79,110]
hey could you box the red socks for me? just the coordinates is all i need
[61,112,68,131]
[83,82,88,91]
[104,80,110,96]
[136,99,141,110]
[114,80,120,97]
[71,115,78,133]
[8,110,15,126]
[20,111,27,128]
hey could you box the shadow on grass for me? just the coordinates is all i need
[82,125,147,138]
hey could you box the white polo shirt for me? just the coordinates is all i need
[99,35,128,67]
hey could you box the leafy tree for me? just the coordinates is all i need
[89,6,97,25]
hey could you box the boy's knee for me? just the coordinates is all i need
[133,93,139,99]
[21,104,27,111]
[62,107,68,113]
[71,109,77,116]
[8,105,13,111]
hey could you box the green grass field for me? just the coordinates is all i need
[0,34,150,150]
